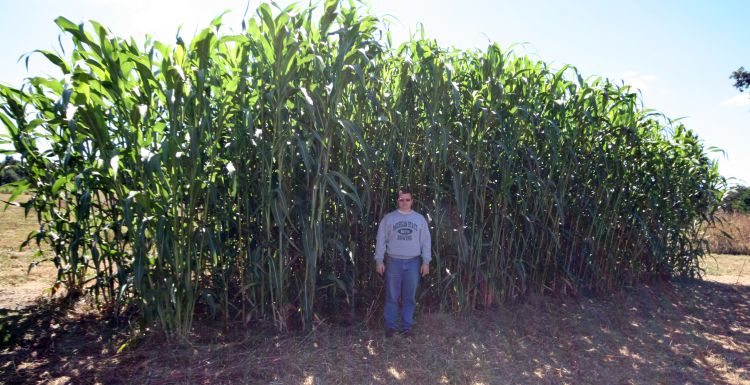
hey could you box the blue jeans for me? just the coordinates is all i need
[384,256,420,331]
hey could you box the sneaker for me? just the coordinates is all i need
[398,329,412,338]
[385,328,397,338]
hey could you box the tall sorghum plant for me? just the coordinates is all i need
[0,1,723,337]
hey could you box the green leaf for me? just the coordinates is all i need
[1,180,30,210]
[51,175,68,195]
[33,50,70,74]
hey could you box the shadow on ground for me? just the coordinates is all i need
[0,297,125,385]
[1,280,749,384]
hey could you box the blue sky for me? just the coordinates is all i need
[1,0,748,185]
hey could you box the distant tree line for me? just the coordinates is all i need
[722,185,750,213]
[1,156,26,185]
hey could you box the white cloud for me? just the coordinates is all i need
[617,71,657,92]
[721,94,750,107]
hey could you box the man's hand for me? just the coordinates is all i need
[376,261,385,275]
[421,263,429,277]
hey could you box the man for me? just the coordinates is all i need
[374,188,431,337]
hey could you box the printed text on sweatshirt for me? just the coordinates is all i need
[374,210,431,264]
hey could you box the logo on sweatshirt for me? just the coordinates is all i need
[394,221,417,241]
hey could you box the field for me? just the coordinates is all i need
[0,195,749,384]
[706,211,750,256]
[0,194,56,310]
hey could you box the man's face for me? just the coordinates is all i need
[397,192,413,211]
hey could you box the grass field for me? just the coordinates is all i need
[0,195,748,384]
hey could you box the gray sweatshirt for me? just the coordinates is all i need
[374,210,431,264]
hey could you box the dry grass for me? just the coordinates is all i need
[1,197,749,384]
[705,211,750,255]
[0,193,57,311]
[701,254,750,285]
[0,193,37,252]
